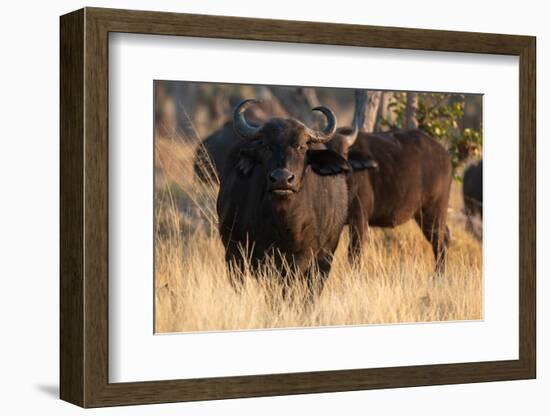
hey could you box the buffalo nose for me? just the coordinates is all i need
[269,168,295,186]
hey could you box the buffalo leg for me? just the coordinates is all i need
[348,209,369,266]
[464,198,482,239]
[310,255,332,296]
[281,257,330,304]
[464,198,475,235]
[415,209,449,276]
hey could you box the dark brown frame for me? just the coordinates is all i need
[60,7,536,408]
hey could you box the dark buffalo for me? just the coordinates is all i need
[194,100,279,183]
[217,100,355,294]
[194,121,241,183]
[328,127,453,274]
[462,160,482,235]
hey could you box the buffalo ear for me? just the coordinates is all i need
[348,150,379,171]
[236,147,258,176]
[307,149,350,176]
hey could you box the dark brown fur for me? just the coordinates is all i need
[194,104,272,183]
[462,160,482,236]
[329,128,453,274]
[194,122,241,183]
[217,118,349,294]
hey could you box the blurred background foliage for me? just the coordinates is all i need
[380,92,482,178]
[154,81,483,178]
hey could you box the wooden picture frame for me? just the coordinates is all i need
[60,7,536,408]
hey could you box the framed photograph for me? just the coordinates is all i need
[60,7,536,408]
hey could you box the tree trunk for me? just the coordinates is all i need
[462,94,482,132]
[299,87,321,109]
[267,87,319,126]
[154,81,181,138]
[364,91,382,133]
[174,82,199,140]
[253,86,291,119]
[375,91,392,131]
[353,90,382,133]
[404,92,419,129]
[352,90,367,130]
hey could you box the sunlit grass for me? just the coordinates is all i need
[154,133,482,333]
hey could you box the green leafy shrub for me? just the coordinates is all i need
[381,93,482,179]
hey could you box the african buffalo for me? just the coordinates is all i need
[194,121,241,183]
[217,100,355,294]
[463,160,482,235]
[328,127,453,274]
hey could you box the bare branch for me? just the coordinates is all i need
[405,92,419,129]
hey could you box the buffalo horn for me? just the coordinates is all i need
[233,99,262,140]
[309,106,337,143]
[341,118,360,148]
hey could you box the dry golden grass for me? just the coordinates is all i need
[154,133,482,333]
